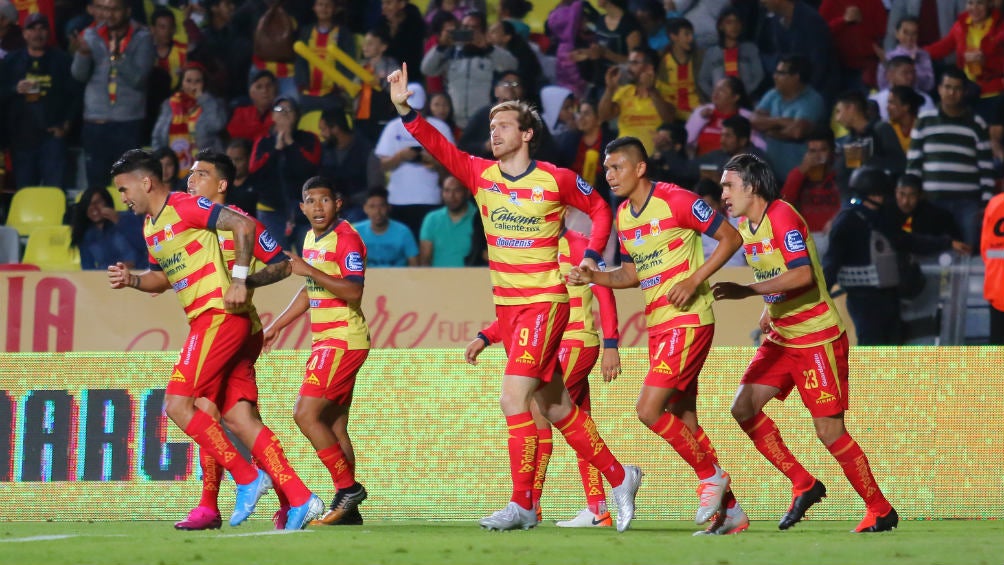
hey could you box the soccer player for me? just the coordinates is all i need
[387,63,643,532]
[264,177,370,527]
[712,153,898,533]
[568,137,747,535]
[465,228,622,528]
[106,149,325,530]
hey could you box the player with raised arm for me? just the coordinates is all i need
[466,227,622,528]
[568,137,747,535]
[106,149,324,530]
[387,62,642,532]
[712,153,898,533]
[264,177,371,528]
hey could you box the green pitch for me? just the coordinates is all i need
[0,520,999,565]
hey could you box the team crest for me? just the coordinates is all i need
[761,239,774,254]
[650,218,661,236]
[163,224,174,241]
[531,186,544,203]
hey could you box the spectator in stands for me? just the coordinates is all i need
[70,185,145,270]
[421,10,517,128]
[694,177,746,267]
[924,0,1004,121]
[0,0,25,55]
[877,16,934,93]
[418,175,476,267]
[224,138,258,216]
[226,69,276,142]
[428,91,462,139]
[870,56,936,121]
[249,96,322,248]
[819,0,887,90]
[635,1,668,53]
[422,11,457,96]
[580,0,643,93]
[833,90,904,189]
[647,121,696,188]
[888,173,964,241]
[318,107,381,223]
[554,99,616,201]
[686,76,763,158]
[152,63,227,178]
[376,0,426,83]
[981,191,1004,344]
[883,0,966,54]
[757,0,838,99]
[71,0,154,188]
[152,146,186,192]
[876,85,924,162]
[248,2,299,100]
[374,82,450,238]
[458,70,523,158]
[487,20,542,103]
[751,54,826,180]
[781,126,842,255]
[546,0,589,97]
[656,17,703,120]
[352,26,399,144]
[598,46,673,154]
[906,67,995,250]
[424,0,466,25]
[354,187,418,267]
[295,0,358,114]
[498,0,532,39]
[540,85,576,137]
[697,6,764,101]
[191,0,252,102]
[0,13,73,189]
[147,7,188,138]
[691,115,770,180]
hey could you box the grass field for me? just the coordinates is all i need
[0,519,1000,565]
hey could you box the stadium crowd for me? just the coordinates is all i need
[0,0,1002,343]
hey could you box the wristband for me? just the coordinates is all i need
[232,265,249,280]
[476,332,490,346]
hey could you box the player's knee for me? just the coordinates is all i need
[730,403,753,424]
[635,403,660,428]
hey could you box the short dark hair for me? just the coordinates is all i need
[837,90,868,116]
[302,176,342,200]
[896,173,924,193]
[428,11,456,36]
[365,187,390,203]
[778,53,811,84]
[321,108,352,133]
[896,16,919,30]
[719,75,751,109]
[226,137,252,155]
[805,125,835,148]
[630,45,659,68]
[694,178,723,202]
[365,25,391,45]
[886,55,916,70]
[150,6,175,27]
[150,147,179,173]
[723,153,780,201]
[889,85,923,116]
[666,17,694,36]
[464,10,487,33]
[194,149,236,187]
[722,115,751,141]
[500,0,533,19]
[940,65,967,85]
[604,136,649,163]
[715,6,742,45]
[111,149,162,180]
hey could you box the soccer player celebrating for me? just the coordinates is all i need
[387,63,643,532]
[568,137,747,535]
[712,154,898,533]
[466,228,622,528]
[264,177,371,527]
[107,149,324,530]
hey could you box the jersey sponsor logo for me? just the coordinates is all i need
[639,274,662,290]
[692,199,713,223]
[197,196,213,210]
[258,230,278,252]
[633,248,664,268]
[170,369,186,382]
[650,218,661,236]
[490,208,542,233]
[816,390,836,404]
[344,251,364,272]
[753,266,782,282]
[304,373,321,386]
[763,292,787,304]
[496,237,534,248]
[653,360,673,374]
[172,278,189,292]
[576,175,594,195]
[516,350,536,364]
[531,186,544,203]
[784,229,806,253]
[159,251,185,271]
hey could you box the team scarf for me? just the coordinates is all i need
[96,22,136,105]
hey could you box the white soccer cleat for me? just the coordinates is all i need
[479,502,538,531]
[555,508,613,528]
[694,502,749,536]
[610,465,643,532]
[695,465,730,525]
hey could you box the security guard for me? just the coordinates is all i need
[982,193,1004,344]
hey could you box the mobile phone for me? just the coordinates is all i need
[450,28,474,43]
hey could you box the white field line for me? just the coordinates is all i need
[216,529,314,538]
[0,534,78,543]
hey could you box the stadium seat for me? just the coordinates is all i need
[6,186,67,237]
[299,110,323,137]
[0,225,20,263]
[21,225,80,271]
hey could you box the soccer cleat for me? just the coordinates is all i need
[853,507,899,533]
[285,494,325,530]
[779,480,827,530]
[695,465,731,524]
[311,506,364,526]
[694,502,749,536]
[272,505,290,530]
[230,469,273,526]
[610,465,643,533]
[314,482,368,524]
[555,508,613,528]
[535,504,543,524]
[174,506,222,531]
[479,501,539,531]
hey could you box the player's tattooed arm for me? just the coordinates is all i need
[215,207,256,272]
[246,260,292,288]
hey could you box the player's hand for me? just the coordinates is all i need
[567,266,594,286]
[387,63,415,116]
[578,256,599,272]
[604,65,621,89]
[711,281,756,301]
[758,308,772,335]
[284,250,312,277]
[665,276,699,307]
[107,262,130,289]
[224,279,248,309]
[465,338,486,365]
[263,325,280,352]
[600,347,621,382]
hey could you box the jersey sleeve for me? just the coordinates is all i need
[556,168,612,259]
[335,225,367,283]
[667,187,724,236]
[242,208,285,265]
[771,202,812,269]
[479,319,503,344]
[175,194,223,231]
[591,283,620,347]
[402,111,485,198]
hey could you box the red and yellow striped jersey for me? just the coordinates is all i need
[558,230,620,347]
[737,199,845,347]
[301,26,348,96]
[617,182,720,334]
[656,53,700,119]
[403,113,612,307]
[301,220,370,350]
[216,205,285,333]
[156,40,187,90]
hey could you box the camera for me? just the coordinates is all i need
[450,28,474,43]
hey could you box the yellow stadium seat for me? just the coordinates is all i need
[299,110,324,137]
[22,226,80,271]
[6,186,67,237]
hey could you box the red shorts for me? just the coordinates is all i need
[298,346,369,405]
[559,341,600,408]
[644,325,714,395]
[167,312,258,411]
[741,333,850,418]
[496,302,569,381]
